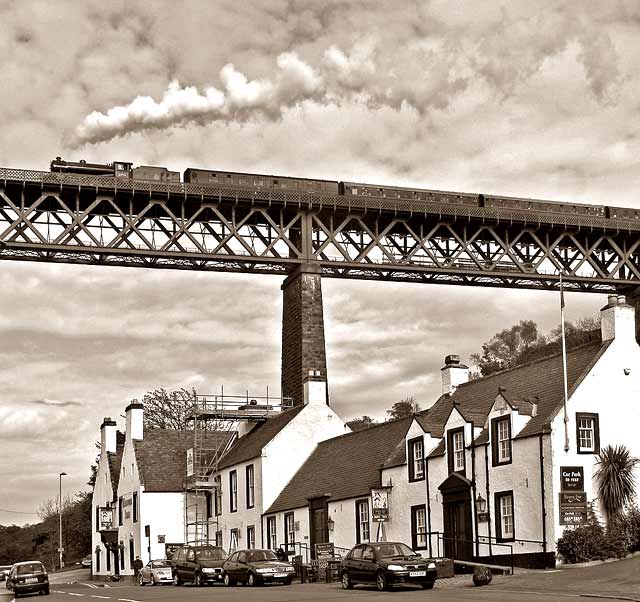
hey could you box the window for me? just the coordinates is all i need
[229,471,237,513]
[356,499,370,544]
[230,528,239,553]
[447,428,465,474]
[576,413,600,454]
[96,548,100,573]
[214,475,222,516]
[266,516,277,549]
[411,505,427,550]
[495,491,514,541]
[132,492,138,523]
[408,437,425,481]
[491,416,512,466]
[215,531,222,547]
[284,513,295,551]
[247,525,255,549]
[206,493,212,519]
[118,497,123,526]
[246,465,255,509]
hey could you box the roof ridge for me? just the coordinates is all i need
[456,338,603,387]
[328,415,411,443]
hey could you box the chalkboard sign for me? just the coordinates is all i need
[314,542,335,560]
[560,466,584,491]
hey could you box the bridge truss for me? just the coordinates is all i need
[1,167,640,294]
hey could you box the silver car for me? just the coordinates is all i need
[138,560,173,586]
[0,565,12,581]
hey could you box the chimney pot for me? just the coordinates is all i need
[618,294,627,305]
[444,354,460,366]
[608,294,618,306]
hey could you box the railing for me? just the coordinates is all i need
[187,393,294,420]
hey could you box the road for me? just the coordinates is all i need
[4,558,639,602]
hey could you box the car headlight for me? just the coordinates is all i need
[287,566,295,572]
[201,568,215,573]
[387,565,406,571]
[428,562,436,569]
[256,568,270,574]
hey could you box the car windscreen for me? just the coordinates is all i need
[150,561,171,568]
[372,543,418,558]
[246,550,277,562]
[16,563,44,575]
[195,548,226,560]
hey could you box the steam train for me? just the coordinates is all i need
[49,157,640,222]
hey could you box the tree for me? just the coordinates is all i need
[346,416,377,432]
[595,444,639,521]
[138,388,197,430]
[386,397,420,420]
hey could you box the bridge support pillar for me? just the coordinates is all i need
[281,265,328,406]
[624,289,640,342]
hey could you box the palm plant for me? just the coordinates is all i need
[595,444,639,520]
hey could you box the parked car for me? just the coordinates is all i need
[80,554,92,568]
[222,549,296,586]
[340,542,437,591]
[171,544,227,586]
[0,565,12,581]
[138,559,173,586]
[6,561,49,596]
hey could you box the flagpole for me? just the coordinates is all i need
[560,273,570,452]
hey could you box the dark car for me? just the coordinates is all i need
[222,549,296,586]
[340,542,437,591]
[6,561,50,596]
[171,544,227,586]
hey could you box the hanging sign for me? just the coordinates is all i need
[99,507,114,530]
[560,466,584,491]
[371,488,390,522]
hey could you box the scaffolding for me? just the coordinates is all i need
[184,388,293,546]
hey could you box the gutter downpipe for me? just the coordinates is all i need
[484,443,492,557]
[425,452,433,558]
[539,432,548,557]
[471,422,479,559]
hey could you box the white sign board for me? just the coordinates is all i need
[186,448,194,477]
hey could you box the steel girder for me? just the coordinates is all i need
[0,174,639,294]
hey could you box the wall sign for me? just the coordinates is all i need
[314,542,335,560]
[559,492,587,506]
[186,448,194,477]
[560,509,588,525]
[560,466,584,491]
[371,488,390,522]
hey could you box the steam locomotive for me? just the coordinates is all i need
[49,157,640,222]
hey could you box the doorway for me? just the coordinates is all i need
[439,473,473,561]
[308,496,329,558]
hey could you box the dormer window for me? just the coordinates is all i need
[408,437,425,481]
[576,413,600,454]
[447,428,465,474]
[491,416,512,466]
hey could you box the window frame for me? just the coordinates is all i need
[266,515,277,550]
[246,464,255,509]
[247,525,255,549]
[229,528,239,553]
[576,412,600,454]
[284,512,295,551]
[118,497,123,526]
[408,436,425,482]
[229,470,238,513]
[447,427,466,475]
[132,491,138,523]
[214,475,222,516]
[495,490,515,542]
[355,498,370,544]
[410,504,428,550]
[491,415,513,466]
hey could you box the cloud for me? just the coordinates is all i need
[27,399,81,407]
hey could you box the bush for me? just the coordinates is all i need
[557,521,626,564]
[613,506,640,552]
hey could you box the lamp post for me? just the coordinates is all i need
[59,472,67,570]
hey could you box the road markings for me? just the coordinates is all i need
[90,596,111,599]
[68,594,86,597]
[117,598,142,602]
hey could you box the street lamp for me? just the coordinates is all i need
[59,472,67,571]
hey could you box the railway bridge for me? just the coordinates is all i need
[1,166,640,404]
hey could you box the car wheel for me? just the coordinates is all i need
[194,572,201,587]
[341,570,353,590]
[138,573,145,586]
[173,571,182,586]
[284,578,293,586]
[44,586,50,595]
[376,570,389,592]
[223,572,235,587]
[152,575,159,586]
[248,572,259,587]
[421,581,435,590]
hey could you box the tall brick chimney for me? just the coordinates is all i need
[281,267,328,406]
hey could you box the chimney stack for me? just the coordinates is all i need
[441,354,469,395]
[100,417,117,454]
[304,370,328,405]
[600,294,635,343]
[125,402,144,441]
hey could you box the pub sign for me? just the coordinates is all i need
[560,466,584,491]
[99,507,114,530]
[371,488,390,522]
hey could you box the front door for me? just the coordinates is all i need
[308,497,329,558]
[443,499,473,560]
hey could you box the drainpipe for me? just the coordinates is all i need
[484,444,492,558]
[539,433,548,557]
[425,453,432,557]
[471,423,479,558]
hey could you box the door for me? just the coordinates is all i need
[360,545,377,583]
[308,497,329,557]
[443,499,473,560]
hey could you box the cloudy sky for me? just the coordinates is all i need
[1,0,638,526]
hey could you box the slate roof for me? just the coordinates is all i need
[134,429,233,492]
[266,417,412,514]
[217,405,305,470]
[419,340,608,442]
